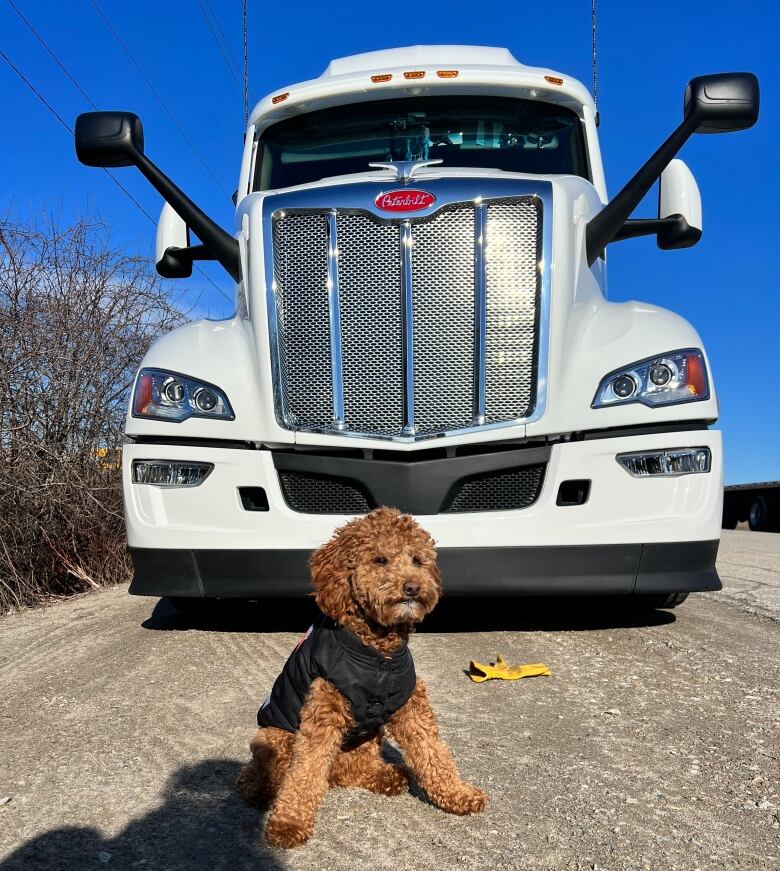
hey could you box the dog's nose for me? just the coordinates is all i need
[403,582,421,599]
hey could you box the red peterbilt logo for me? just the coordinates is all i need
[374,189,436,212]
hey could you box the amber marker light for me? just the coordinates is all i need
[132,372,154,416]
[271,92,289,104]
[403,71,425,80]
[371,74,392,83]
[685,353,707,397]
[436,70,459,78]
[544,75,564,86]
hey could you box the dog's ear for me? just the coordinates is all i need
[310,528,354,621]
[430,557,443,598]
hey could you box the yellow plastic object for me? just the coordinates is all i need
[468,654,551,683]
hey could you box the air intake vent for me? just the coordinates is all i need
[444,464,545,513]
[278,471,373,514]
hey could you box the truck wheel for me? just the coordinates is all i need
[748,496,772,532]
[639,592,689,609]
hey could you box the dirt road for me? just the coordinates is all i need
[1,530,778,871]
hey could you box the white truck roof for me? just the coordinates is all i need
[249,45,595,133]
[322,45,521,76]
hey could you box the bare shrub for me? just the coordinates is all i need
[0,216,185,611]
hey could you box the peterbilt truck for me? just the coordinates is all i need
[75,46,759,608]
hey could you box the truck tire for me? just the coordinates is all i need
[638,592,689,609]
[748,495,772,532]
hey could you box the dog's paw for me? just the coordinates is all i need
[236,764,266,808]
[265,815,314,849]
[436,783,489,816]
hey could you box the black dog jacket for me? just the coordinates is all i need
[257,615,416,740]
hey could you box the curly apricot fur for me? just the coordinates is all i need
[237,507,487,848]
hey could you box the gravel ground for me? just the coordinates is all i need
[0,529,778,871]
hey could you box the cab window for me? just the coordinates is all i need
[254,95,588,190]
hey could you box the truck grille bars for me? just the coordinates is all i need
[267,183,548,442]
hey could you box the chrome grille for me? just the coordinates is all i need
[269,192,543,440]
[484,199,541,421]
[412,206,476,434]
[272,215,332,426]
[338,214,404,435]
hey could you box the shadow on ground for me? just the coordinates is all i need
[0,760,283,871]
[142,595,676,634]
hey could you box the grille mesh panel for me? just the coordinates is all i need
[278,471,372,514]
[445,464,545,513]
[484,199,541,421]
[270,195,542,439]
[337,213,404,435]
[272,214,332,426]
[412,206,476,434]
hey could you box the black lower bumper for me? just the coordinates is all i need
[128,540,721,599]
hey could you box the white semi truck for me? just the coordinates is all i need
[75,46,759,608]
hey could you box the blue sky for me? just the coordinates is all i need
[1,0,777,484]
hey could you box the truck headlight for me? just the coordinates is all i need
[132,368,234,422]
[592,349,708,409]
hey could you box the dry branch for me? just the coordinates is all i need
[0,216,185,611]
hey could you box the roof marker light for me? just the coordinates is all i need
[436,70,459,78]
[403,71,425,80]
[371,74,392,83]
[544,75,564,86]
[272,92,289,104]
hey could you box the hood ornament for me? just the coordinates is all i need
[368,159,443,186]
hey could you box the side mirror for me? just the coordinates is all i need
[75,111,144,167]
[75,111,240,281]
[587,71,760,265]
[684,72,760,134]
[156,203,189,257]
[156,203,192,278]
[656,159,702,249]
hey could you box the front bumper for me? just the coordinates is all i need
[129,540,719,598]
[123,428,723,597]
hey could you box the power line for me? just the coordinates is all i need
[0,47,233,305]
[591,0,599,123]
[243,0,248,126]
[0,45,149,219]
[5,0,98,110]
[196,0,255,117]
[196,0,242,96]
[204,0,244,77]
[89,0,231,200]
[0,47,73,136]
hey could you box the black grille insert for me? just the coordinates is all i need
[444,464,545,513]
[274,450,549,515]
[278,471,374,515]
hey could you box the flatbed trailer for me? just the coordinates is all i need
[723,482,780,532]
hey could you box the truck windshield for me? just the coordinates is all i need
[254,96,588,190]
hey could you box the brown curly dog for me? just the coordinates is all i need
[236,507,488,848]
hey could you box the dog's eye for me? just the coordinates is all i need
[374,556,388,565]
[412,556,422,566]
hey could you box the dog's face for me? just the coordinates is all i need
[310,507,441,628]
